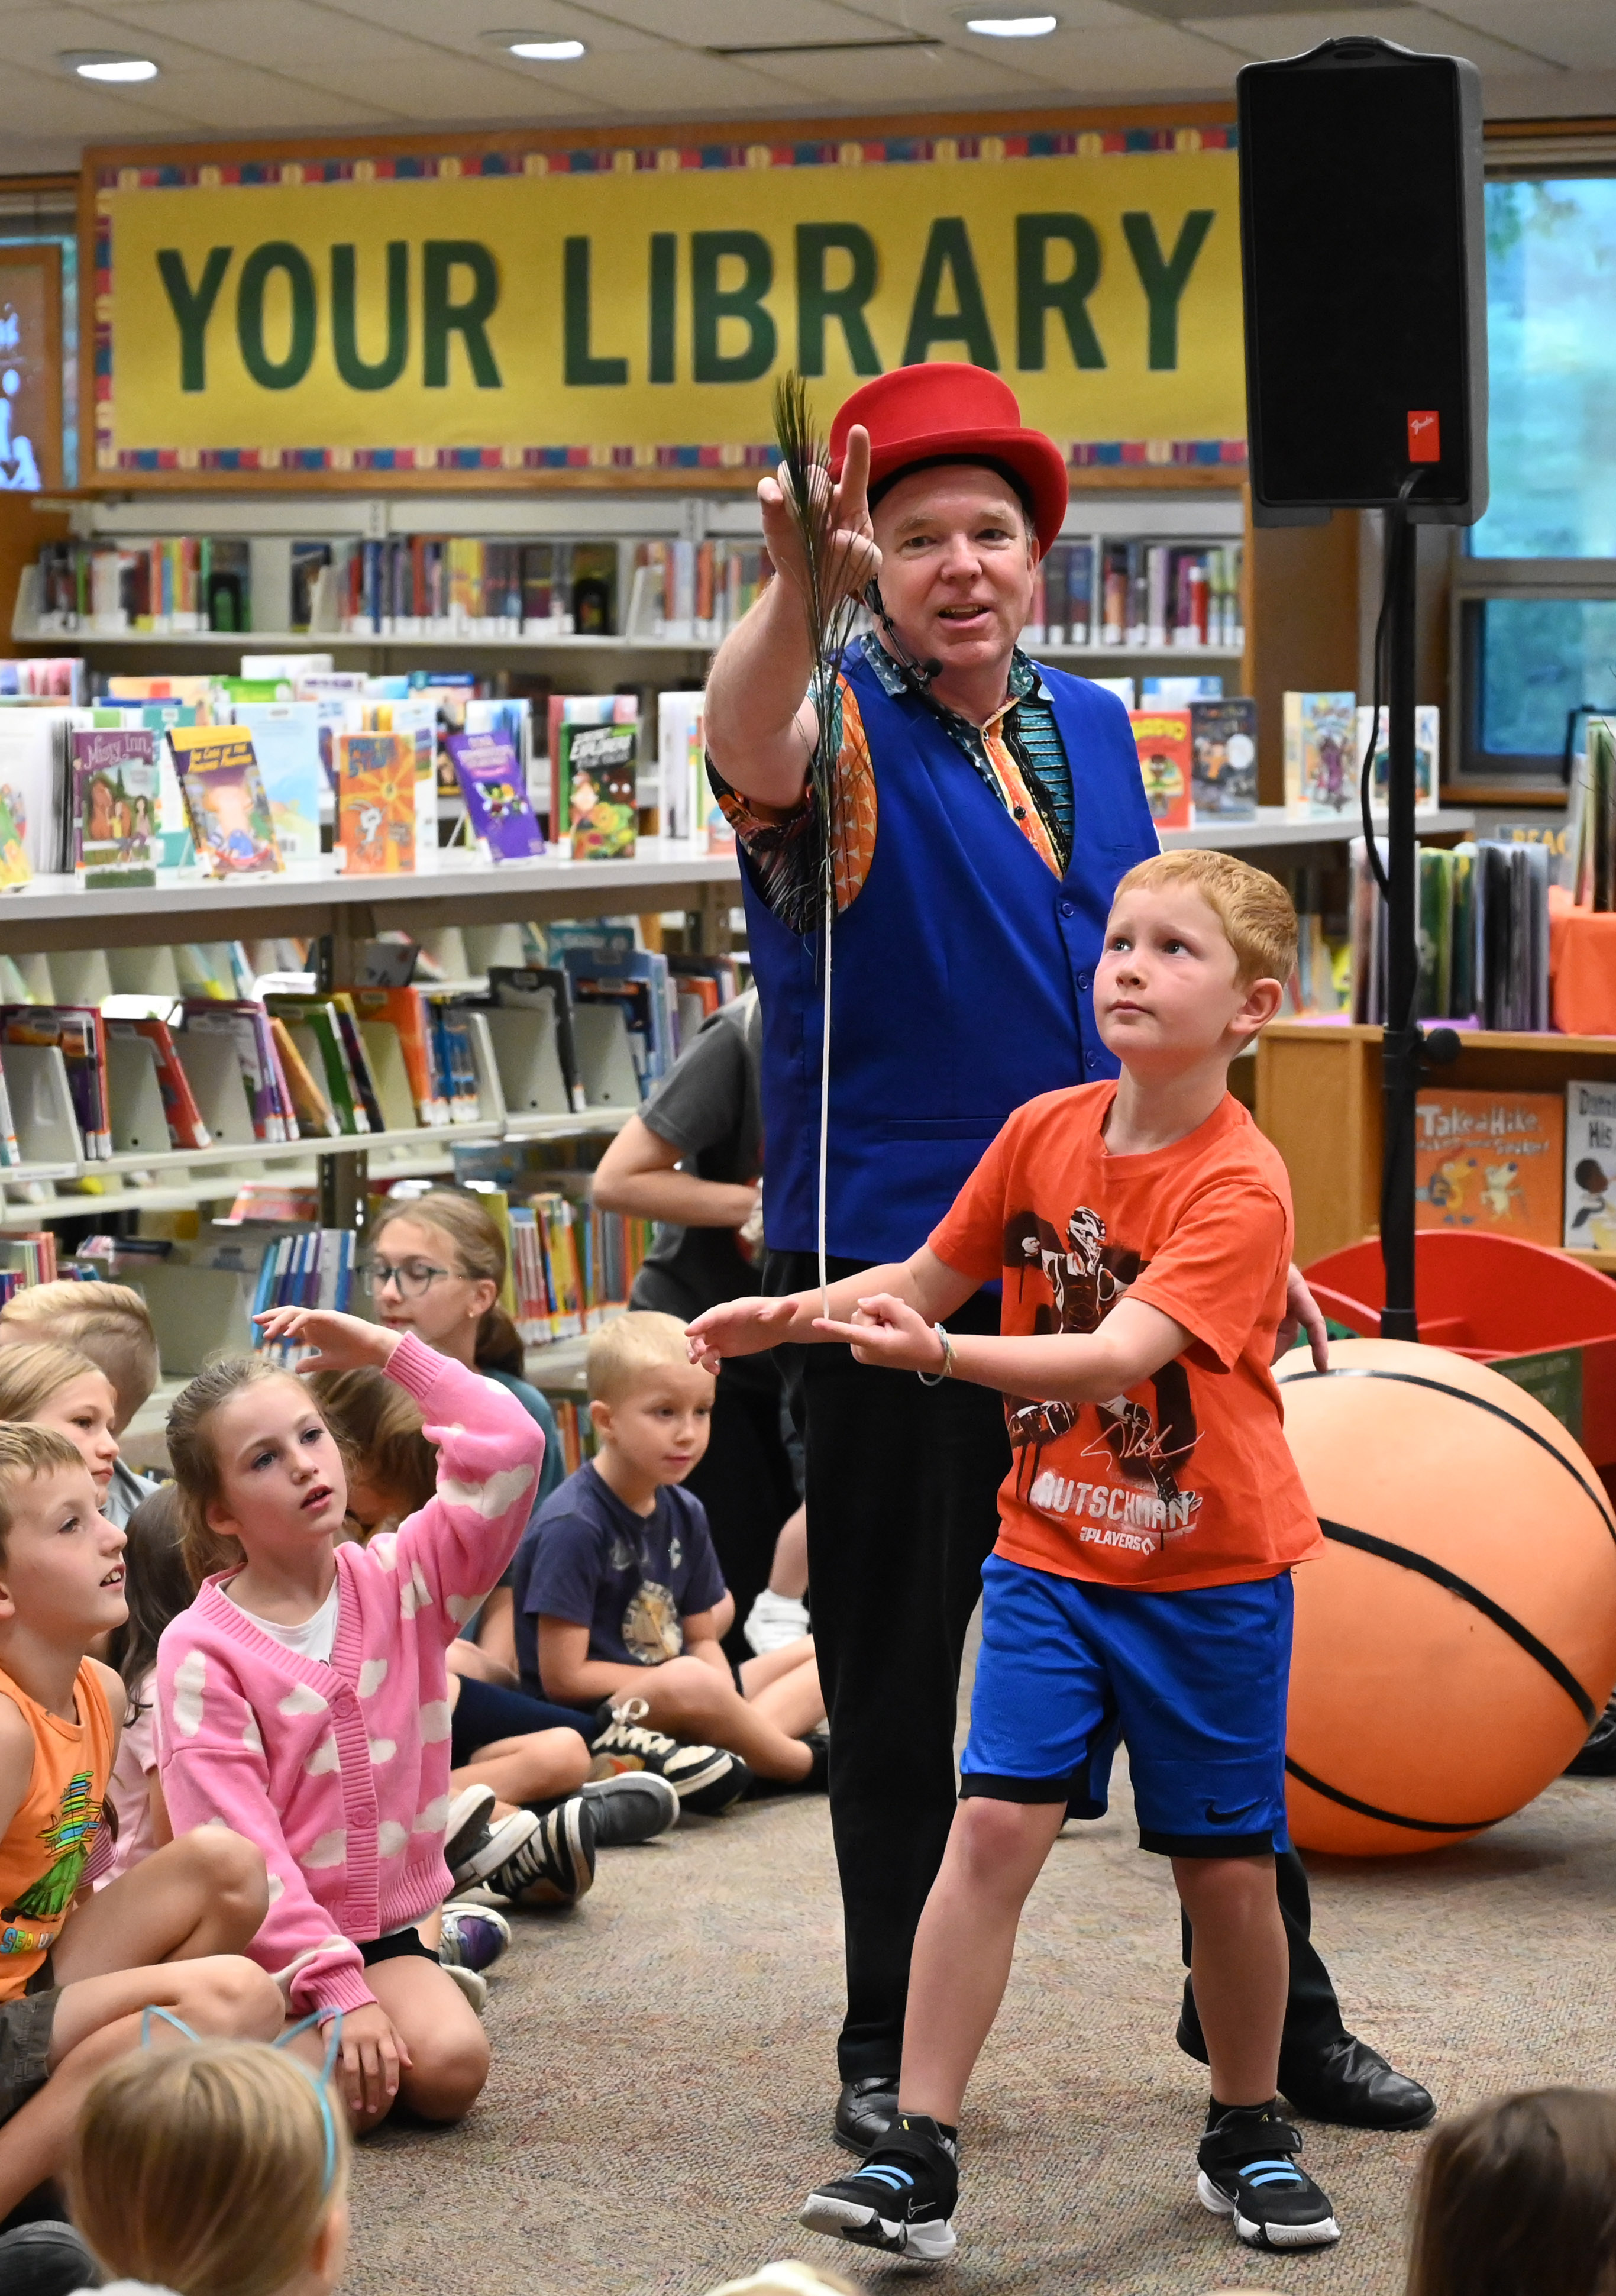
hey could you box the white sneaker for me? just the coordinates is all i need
[745,1589,810,1654]
[442,1962,489,2014]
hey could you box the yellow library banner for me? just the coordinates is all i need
[88,122,1245,482]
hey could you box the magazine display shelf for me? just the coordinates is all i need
[1256,1020,1616,1272]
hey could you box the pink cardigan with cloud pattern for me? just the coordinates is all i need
[155,1332,544,2017]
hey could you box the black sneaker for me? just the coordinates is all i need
[1197,2103,1341,2250]
[484,1794,596,1907]
[578,1770,680,1846]
[0,2220,101,2294]
[448,1804,541,1890]
[443,1782,497,1871]
[590,1696,751,1813]
[800,2111,959,2262]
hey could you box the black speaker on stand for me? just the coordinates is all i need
[1237,37,1488,1340]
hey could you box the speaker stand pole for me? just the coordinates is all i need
[1380,503,1421,1342]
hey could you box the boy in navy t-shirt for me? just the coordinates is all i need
[512,1312,826,1796]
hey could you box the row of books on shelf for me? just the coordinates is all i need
[1414,1080,1616,1257]
[22,531,1245,654]
[509,1192,654,1344]
[250,1229,357,1361]
[1350,835,1561,1032]
[0,928,745,1174]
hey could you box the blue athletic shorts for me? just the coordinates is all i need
[960,1552,1294,1858]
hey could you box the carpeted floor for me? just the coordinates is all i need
[343,1739,1616,2296]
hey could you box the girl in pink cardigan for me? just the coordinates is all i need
[155,1307,545,2131]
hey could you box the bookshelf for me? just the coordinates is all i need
[1256,1020,1616,1271]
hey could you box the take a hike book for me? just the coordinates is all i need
[1415,1087,1564,1247]
[1284,692,1357,818]
[1128,709,1192,831]
[167,726,281,877]
[71,729,159,889]
[447,730,544,862]
[1190,700,1258,821]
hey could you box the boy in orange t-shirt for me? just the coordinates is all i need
[690,849,1338,2265]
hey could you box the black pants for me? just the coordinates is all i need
[770,1249,1350,2084]
[683,1365,800,1667]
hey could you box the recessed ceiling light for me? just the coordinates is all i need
[60,50,160,81]
[487,33,587,60]
[964,14,1059,34]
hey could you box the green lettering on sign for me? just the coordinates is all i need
[648,233,677,385]
[1494,1346,1585,1443]
[237,242,316,392]
[564,237,627,387]
[422,241,501,389]
[1121,210,1214,372]
[157,247,232,394]
[901,218,998,370]
[691,231,776,385]
[796,224,881,379]
[331,242,408,392]
[1016,214,1104,372]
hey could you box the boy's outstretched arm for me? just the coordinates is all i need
[816,1289,1192,1407]
[687,1246,976,1371]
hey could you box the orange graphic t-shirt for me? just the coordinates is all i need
[929,1083,1324,1594]
[0,1661,114,1997]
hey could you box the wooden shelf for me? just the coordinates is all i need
[1163,806,1470,855]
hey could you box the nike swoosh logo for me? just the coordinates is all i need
[1203,1799,1262,1826]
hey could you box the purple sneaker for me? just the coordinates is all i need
[440,1901,512,1974]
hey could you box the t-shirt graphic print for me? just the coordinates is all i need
[929,1083,1324,1594]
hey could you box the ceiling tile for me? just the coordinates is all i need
[1182,7,1564,73]
[495,47,832,117]
[571,0,912,44]
[1436,0,1616,71]
[80,0,421,70]
[149,63,405,128]
[313,0,657,54]
[734,42,1051,102]
[0,59,199,132]
[311,51,612,119]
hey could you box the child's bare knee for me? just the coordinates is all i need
[551,1730,592,1790]
[954,1796,1053,1881]
[403,2026,490,2123]
[179,1953,283,2039]
[173,1824,269,1921]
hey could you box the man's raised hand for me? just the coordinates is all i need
[757,421,881,616]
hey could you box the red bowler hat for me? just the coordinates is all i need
[829,364,1068,556]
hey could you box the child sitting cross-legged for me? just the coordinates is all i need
[691,850,1342,2263]
[0,1423,279,2236]
[156,1306,555,2133]
[512,1312,827,1807]
[68,2029,351,2296]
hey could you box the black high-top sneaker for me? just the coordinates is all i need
[800,2110,960,2262]
[1197,2100,1341,2250]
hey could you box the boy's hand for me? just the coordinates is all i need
[333,1999,411,2119]
[254,1308,402,1374]
[1276,1265,1330,1373]
[813,1293,945,1373]
[686,1294,799,1372]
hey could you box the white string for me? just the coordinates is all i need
[817,870,832,1320]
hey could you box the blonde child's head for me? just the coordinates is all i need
[587,1312,715,1488]
[1113,849,1298,989]
[0,1338,121,1507]
[309,1364,435,1536]
[166,1357,351,1583]
[0,1280,159,1433]
[69,2038,350,2296]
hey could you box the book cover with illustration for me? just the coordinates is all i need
[1127,709,1192,831]
[231,702,322,864]
[70,730,159,888]
[1190,699,1258,821]
[167,726,281,877]
[1357,703,1439,812]
[447,731,544,862]
[1415,1088,1565,1246]
[1283,692,1357,816]
[335,732,416,876]
[1565,1079,1616,1252]
[567,722,638,860]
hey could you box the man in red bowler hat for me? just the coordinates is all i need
[702,363,1433,2153]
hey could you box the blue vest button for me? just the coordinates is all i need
[1085,1050,1099,1067]
[1059,900,1075,918]
[1077,972,1091,992]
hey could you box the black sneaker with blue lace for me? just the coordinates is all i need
[800,2110,959,2262]
[1197,2100,1341,2250]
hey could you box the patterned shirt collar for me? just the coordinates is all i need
[855,630,1043,720]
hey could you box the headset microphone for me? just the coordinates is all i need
[862,579,942,690]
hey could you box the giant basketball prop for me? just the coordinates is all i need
[1276,1339,1616,1856]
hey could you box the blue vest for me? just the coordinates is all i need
[744,650,1161,1262]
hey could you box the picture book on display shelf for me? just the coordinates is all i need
[1358,703,1439,812]
[167,726,282,877]
[1190,700,1258,821]
[1129,709,1192,831]
[335,732,416,876]
[447,731,543,862]
[1415,1089,1563,1248]
[1565,1080,1616,1254]
[230,702,322,864]
[569,723,638,860]
[70,729,157,889]
[1284,692,1356,818]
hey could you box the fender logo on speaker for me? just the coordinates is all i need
[1407,410,1442,462]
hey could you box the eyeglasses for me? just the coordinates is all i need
[363,1257,453,1300]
